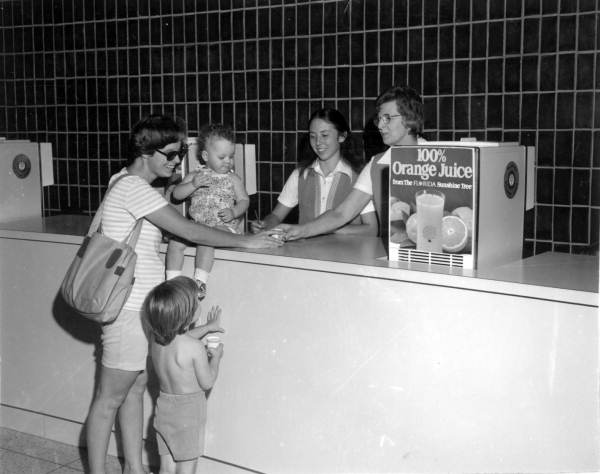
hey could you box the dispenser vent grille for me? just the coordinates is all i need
[393,248,472,269]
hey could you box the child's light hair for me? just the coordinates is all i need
[197,123,235,164]
[143,276,198,346]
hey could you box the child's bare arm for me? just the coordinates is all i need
[192,342,223,390]
[188,306,224,339]
[172,171,210,200]
[219,174,250,222]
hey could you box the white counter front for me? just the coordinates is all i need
[1,215,598,473]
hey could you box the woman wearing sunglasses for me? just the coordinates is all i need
[85,114,283,474]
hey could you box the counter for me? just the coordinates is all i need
[1,215,598,473]
[1,215,596,305]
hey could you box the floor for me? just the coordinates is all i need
[0,427,147,474]
[0,427,249,474]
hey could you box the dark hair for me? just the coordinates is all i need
[197,123,235,164]
[143,276,198,346]
[127,114,187,165]
[298,108,364,174]
[374,85,424,136]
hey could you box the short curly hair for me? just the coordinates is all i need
[128,114,187,164]
[375,85,424,136]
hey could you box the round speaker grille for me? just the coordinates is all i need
[504,161,519,199]
[12,154,32,179]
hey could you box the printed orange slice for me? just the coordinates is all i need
[441,215,468,253]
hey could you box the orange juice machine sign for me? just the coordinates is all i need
[388,146,476,269]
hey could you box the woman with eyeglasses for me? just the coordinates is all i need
[85,114,283,474]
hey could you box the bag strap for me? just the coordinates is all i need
[87,174,144,247]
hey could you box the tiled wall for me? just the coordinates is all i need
[0,0,598,256]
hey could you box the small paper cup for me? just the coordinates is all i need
[269,228,285,241]
[206,335,220,349]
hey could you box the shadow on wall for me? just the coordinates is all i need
[52,292,101,466]
[51,292,161,470]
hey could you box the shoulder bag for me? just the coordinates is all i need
[60,174,142,324]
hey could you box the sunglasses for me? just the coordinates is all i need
[155,142,188,161]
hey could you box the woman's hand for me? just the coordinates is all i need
[276,224,306,241]
[248,219,265,234]
[242,231,285,248]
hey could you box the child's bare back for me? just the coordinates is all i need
[151,332,222,395]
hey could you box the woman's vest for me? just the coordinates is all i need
[297,167,361,225]
[369,152,389,238]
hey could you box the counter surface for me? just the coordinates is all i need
[0,215,597,306]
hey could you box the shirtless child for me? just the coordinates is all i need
[143,276,224,474]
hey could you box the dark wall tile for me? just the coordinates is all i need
[539,55,557,91]
[554,169,572,205]
[523,18,539,53]
[521,93,538,129]
[573,130,592,167]
[576,53,594,90]
[553,206,570,242]
[468,95,484,130]
[505,20,521,54]
[488,21,504,56]
[556,92,574,129]
[503,94,519,129]
[487,58,503,93]
[578,14,596,50]
[541,16,557,52]
[438,61,453,94]
[454,96,469,130]
[592,170,600,206]
[575,92,593,128]
[571,207,589,244]
[558,54,574,89]
[572,169,591,205]
[1,0,593,253]
[555,131,573,166]
[438,25,453,59]
[559,15,576,51]
[471,60,486,93]
[504,57,521,92]
[536,205,553,240]
[538,93,556,129]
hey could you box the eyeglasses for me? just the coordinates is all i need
[155,142,188,161]
[373,114,403,127]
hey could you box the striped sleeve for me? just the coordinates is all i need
[122,177,168,219]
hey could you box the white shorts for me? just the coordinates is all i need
[101,309,148,371]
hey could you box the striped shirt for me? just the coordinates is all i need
[102,169,168,311]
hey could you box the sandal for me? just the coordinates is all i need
[196,280,207,300]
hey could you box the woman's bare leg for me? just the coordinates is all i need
[86,367,147,474]
[118,371,148,474]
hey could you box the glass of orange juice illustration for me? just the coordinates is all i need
[415,189,445,252]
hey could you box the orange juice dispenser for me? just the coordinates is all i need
[388,141,531,269]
